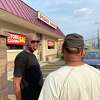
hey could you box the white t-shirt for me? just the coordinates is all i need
[38,64,100,100]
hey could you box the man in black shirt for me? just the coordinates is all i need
[13,33,43,100]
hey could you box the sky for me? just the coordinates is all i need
[22,0,100,40]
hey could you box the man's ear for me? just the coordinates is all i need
[80,49,85,57]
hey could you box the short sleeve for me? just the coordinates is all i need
[13,54,27,77]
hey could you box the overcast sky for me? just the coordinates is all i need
[22,0,100,40]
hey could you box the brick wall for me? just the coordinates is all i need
[0,35,8,100]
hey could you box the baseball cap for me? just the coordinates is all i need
[63,33,84,49]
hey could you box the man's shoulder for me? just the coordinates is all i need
[15,50,28,60]
[17,50,27,56]
[85,64,100,73]
[47,66,71,80]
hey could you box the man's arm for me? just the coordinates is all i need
[13,77,22,100]
[13,52,26,100]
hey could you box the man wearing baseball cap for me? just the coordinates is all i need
[38,33,100,100]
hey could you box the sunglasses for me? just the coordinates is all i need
[30,40,40,43]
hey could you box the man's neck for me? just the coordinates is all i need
[25,48,33,54]
[65,61,84,67]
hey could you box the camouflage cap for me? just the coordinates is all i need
[63,33,84,49]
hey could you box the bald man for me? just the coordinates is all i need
[13,33,43,100]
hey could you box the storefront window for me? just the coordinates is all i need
[48,40,55,49]
[7,32,26,50]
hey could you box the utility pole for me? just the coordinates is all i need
[95,22,100,48]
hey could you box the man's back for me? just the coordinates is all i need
[59,64,100,100]
[39,64,100,100]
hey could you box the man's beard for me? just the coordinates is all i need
[30,47,36,52]
[27,46,35,53]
